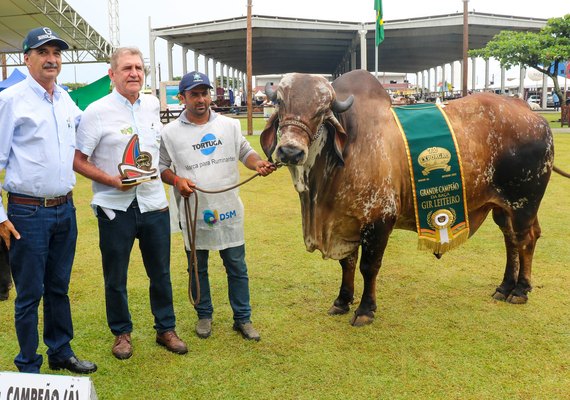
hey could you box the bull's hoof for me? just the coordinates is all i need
[328,304,350,315]
[350,313,374,327]
[492,290,508,301]
[506,294,528,304]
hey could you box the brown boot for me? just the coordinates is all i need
[156,330,188,355]
[112,333,133,360]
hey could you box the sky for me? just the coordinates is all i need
[44,0,570,85]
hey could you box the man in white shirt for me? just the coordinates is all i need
[0,26,96,374]
[160,71,275,341]
[74,47,187,360]
[234,90,242,115]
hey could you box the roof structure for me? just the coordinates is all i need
[0,0,113,66]
[151,12,547,76]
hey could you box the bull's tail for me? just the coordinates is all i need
[553,165,570,178]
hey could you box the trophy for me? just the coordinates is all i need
[117,134,158,185]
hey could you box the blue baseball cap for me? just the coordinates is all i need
[179,71,212,93]
[23,27,69,53]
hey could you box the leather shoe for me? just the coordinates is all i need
[233,322,261,341]
[195,318,212,339]
[49,356,97,374]
[156,330,188,354]
[112,333,133,360]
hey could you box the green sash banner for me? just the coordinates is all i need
[391,104,469,256]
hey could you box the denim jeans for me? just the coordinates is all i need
[0,238,11,299]
[97,201,176,335]
[188,244,252,323]
[8,198,77,373]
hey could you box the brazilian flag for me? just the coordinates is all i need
[374,0,384,46]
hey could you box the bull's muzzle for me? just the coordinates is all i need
[276,144,306,165]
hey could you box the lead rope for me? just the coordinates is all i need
[183,163,283,306]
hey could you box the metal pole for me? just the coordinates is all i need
[462,0,469,96]
[375,42,378,79]
[246,0,253,135]
[1,54,7,80]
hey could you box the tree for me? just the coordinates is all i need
[469,14,570,101]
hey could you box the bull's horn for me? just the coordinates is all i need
[265,82,277,102]
[331,95,354,113]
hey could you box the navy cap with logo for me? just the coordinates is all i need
[179,71,213,94]
[23,27,69,53]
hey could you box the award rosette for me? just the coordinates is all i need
[391,103,469,256]
[117,134,158,185]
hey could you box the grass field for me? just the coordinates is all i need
[0,133,569,399]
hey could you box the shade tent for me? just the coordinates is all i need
[0,69,26,91]
[69,75,111,110]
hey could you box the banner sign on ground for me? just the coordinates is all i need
[0,371,97,400]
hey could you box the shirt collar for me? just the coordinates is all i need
[179,108,218,125]
[26,76,63,101]
[111,88,141,108]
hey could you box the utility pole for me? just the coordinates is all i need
[246,0,253,135]
[462,0,469,96]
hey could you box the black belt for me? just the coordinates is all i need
[8,192,73,207]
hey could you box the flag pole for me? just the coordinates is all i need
[374,0,384,80]
[375,43,378,79]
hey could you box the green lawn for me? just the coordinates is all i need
[540,111,567,128]
[0,134,569,399]
[237,116,269,132]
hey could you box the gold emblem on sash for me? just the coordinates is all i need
[418,147,451,175]
[427,209,456,244]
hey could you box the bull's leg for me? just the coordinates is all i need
[328,250,358,315]
[508,217,541,304]
[351,221,393,327]
[491,208,519,301]
[491,208,539,304]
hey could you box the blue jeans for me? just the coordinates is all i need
[8,197,77,373]
[188,244,252,323]
[97,201,176,335]
[0,238,10,298]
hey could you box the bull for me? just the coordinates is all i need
[261,70,554,326]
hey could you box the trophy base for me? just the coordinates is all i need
[121,174,158,186]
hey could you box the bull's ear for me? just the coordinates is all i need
[325,112,347,166]
[333,130,347,167]
[260,111,279,162]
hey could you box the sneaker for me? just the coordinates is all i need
[195,318,212,339]
[233,322,261,341]
[156,330,188,355]
[112,333,133,360]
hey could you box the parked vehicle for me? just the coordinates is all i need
[527,94,554,108]
[527,94,540,104]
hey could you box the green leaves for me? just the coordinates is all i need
[469,14,570,100]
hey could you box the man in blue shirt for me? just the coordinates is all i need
[553,92,560,111]
[0,27,97,374]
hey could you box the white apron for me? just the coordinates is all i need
[163,115,247,251]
